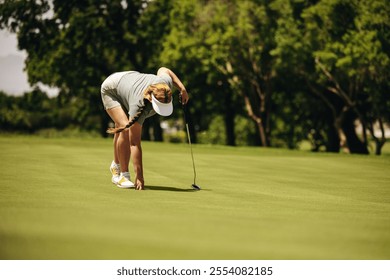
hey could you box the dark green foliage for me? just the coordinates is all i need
[0,0,389,154]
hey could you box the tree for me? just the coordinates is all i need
[305,0,390,154]
[0,0,173,137]
[270,0,344,152]
[162,0,279,146]
[272,0,390,154]
[0,88,56,132]
[160,0,222,144]
[2,0,388,153]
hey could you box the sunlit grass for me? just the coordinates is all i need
[0,136,389,259]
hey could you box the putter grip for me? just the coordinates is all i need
[181,96,190,122]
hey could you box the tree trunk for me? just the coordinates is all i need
[375,140,384,155]
[257,121,267,147]
[369,119,386,156]
[341,110,369,154]
[243,95,267,146]
[326,125,341,153]
[324,113,340,152]
[224,91,236,146]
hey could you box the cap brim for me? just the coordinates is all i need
[151,94,173,116]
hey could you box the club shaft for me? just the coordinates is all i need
[185,123,196,185]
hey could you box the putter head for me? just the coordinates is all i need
[191,184,201,191]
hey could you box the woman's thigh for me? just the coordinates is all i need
[106,106,129,127]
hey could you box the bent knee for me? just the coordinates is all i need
[115,120,130,128]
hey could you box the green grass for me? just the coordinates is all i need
[0,135,389,260]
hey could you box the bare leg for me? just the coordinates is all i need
[106,107,130,172]
[130,122,144,189]
[113,132,119,164]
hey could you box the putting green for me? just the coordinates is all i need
[0,135,389,259]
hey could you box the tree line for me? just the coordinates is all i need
[0,0,389,154]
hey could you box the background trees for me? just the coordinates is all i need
[1,0,389,154]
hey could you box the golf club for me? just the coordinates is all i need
[181,97,201,191]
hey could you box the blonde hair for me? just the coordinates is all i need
[106,84,171,134]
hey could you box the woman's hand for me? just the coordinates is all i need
[135,176,144,190]
[180,89,189,105]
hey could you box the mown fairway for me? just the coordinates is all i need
[0,136,389,259]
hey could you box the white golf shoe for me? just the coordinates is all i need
[115,172,135,189]
[110,162,134,188]
[110,161,120,184]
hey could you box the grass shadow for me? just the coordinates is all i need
[145,185,200,192]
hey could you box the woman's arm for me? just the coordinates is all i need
[157,67,189,104]
[130,122,144,190]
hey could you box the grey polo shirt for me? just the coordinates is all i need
[116,71,173,124]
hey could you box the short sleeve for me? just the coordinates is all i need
[157,73,173,89]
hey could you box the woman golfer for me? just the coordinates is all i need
[101,67,189,190]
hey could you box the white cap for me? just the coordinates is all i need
[151,93,173,116]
